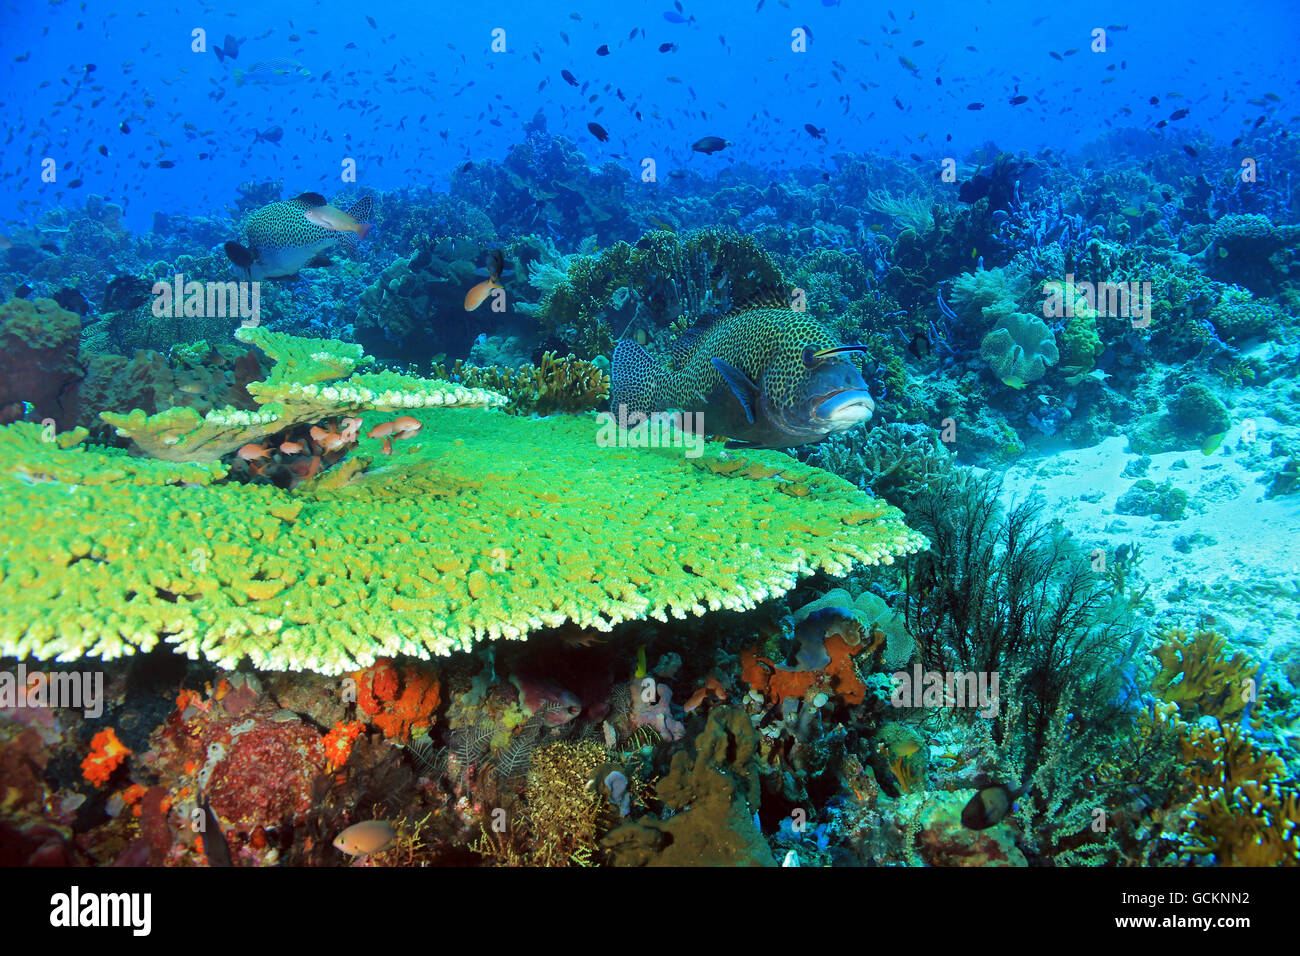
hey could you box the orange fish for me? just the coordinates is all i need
[368,416,422,454]
[303,204,372,239]
[339,416,363,441]
[464,248,506,311]
[279,440,305,455]
[236,442,269,461]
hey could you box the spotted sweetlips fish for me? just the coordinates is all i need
[610,293,876,448]
[225,192,374,280]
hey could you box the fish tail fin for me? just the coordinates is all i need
[611,339,667,416]
[354,222,372,241]
[346,195,374,225]
[338,232,360,256]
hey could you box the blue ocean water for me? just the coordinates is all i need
[3,0,1295,230]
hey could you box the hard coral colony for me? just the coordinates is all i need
[0,0,1296,887]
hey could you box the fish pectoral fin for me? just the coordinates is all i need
[710,357,759,425]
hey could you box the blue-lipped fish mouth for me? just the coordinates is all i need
[815,388,875,426]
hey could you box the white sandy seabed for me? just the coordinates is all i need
[996,417,1300,664]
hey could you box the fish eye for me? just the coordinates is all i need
[802,346,818,368]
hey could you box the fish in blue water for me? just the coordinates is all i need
[234,58,310,87]
[226,192,373,280]
[213,34,241,64]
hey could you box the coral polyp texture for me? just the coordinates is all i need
[101,327,508,461]
[0,408,924,675]
[433,350,610,416]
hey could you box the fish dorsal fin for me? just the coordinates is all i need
[292,191,328,208]
[346,195,374,223]
[727,283,795,315]
[668,313,720,367]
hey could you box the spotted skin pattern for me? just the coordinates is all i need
[238,195,373,279]
[612,307,874,448]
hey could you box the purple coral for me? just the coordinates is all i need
[627,678,685,742]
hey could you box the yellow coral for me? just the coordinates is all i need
[101,327,507,461]
[434,351,610,416]
[0,407,926,674]
[1176,725,1299,866]
[524,741,610,866]
[1151,627,1256,721]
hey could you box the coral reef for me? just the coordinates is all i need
[980,311,1060,388]
[0,405,925,674]
[602,707,775,866]
[101,327,507,461]
[0,297,84,426]
[434,351,610,416]
[534,228,787,357]
[1175,724,1299,866]
[1150,628,1256,722]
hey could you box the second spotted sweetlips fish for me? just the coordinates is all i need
[610,292,876,448]
[225,192,374,280]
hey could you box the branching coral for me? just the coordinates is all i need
[904,470,1133,783]
[434,351,610,415]
[523,741,611,866]
[101,327,507,461]
[0,408,925,674]
[866,188,935,233]
[1150,627,1256,722]
[1175,724,1299,866]
[535,228,787,357]
[805,421,953,510]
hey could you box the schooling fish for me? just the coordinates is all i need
[226,192,374,280]
[692,135,731,154]
[213,34,241,64]
[610,290,876,448]
[253,124,283,144]
[234,58,310,87]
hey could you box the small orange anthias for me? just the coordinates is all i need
[368,416,422,454]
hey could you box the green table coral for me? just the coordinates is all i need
[100,327,507,461]
[0,409,926,675]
